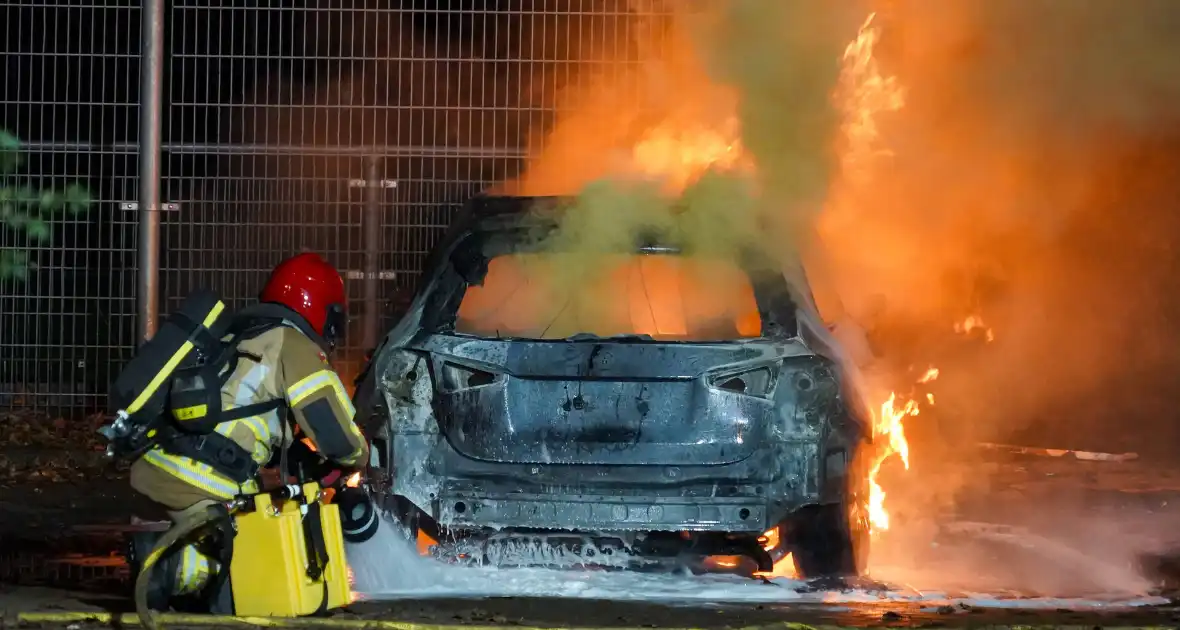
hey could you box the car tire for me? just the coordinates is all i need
[788,503,869,578]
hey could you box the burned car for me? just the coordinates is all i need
[351,195,874,578]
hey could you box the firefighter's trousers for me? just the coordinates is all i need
[166,500,222,595]
[129,457,237,597]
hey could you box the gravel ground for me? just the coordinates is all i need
[3,585,1179,629]
[0,409,159,541]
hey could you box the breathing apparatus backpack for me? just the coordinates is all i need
[100,289,288,484]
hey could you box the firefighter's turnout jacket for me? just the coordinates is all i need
[129,314,368,596]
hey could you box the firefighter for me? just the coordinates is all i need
[127,252,369,607]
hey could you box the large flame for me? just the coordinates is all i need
[624,14,902,200]
[834,10,920,536]
[867,366,940,533]
[836,12,905,184]
[867,391,917,532]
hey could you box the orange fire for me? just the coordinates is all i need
[753,527,798,579]
[836,11,906,185]
[756,553,798,579]
[917,367,939,383]
[834,8,922,536]
[631,116,746,193]
[867,391,918,532]
[955,314,996,342]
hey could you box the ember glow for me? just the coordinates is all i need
[754,554,798,580]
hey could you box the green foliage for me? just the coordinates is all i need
[0,130,92,281]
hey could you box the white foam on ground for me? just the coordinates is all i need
[345,516,1168,609]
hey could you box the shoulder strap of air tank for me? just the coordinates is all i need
[230,315,289,343]
[210,315,291,422]
[168,309,220,351]
[231,302,330,353]
[217,314,289,361]
[219,399,286,422]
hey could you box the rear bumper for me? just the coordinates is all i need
[384,430,861,533]
[435,490,769,532]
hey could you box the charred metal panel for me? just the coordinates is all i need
[391,433,444,516]
[376,336,859,531]
[436,376,771,466]
[438,493,769,532]
[416,335,810,379]
[385,414,822,532]
[380,348,437,435]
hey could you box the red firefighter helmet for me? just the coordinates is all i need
[260,253,346,343]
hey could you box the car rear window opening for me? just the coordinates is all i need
[455,253,763,341]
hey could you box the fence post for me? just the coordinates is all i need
[137,0,164,344]
[362,155,383,353]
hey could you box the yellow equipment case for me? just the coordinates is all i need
[229,482,352,616]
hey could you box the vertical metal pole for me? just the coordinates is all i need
[362,155,382,352]
[137,0,164,344]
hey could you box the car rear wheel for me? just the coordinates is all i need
[788,503,869,578]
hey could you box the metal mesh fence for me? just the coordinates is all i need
[3,0,676,416]
[1,1,142,413]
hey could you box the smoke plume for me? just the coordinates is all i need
[824,0,1180,454]
[504,1,866,323]
[830,0,1180,590]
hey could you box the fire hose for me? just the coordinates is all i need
[133,501,240,630]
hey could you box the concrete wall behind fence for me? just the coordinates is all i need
[0,0,671,416]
